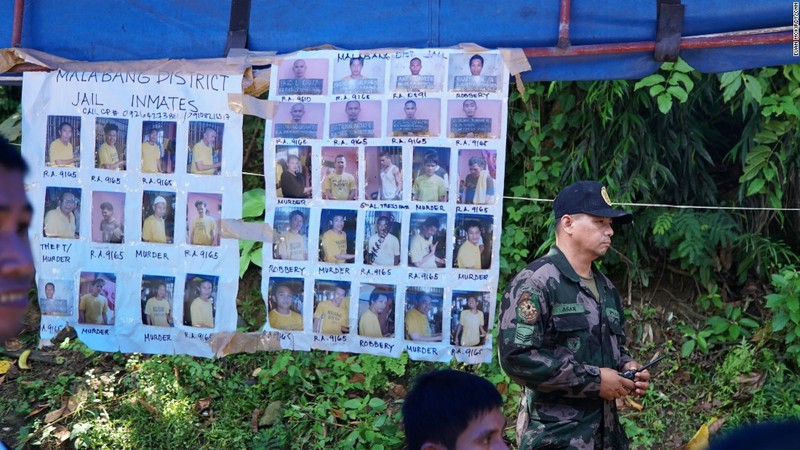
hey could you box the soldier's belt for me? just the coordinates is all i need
[533,393,604,409]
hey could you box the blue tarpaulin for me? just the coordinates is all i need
[1,0,797,80]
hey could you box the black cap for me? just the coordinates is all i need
[553,181,632,224]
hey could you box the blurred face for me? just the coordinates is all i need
[203,129,217,146]
[290,104,305,123]
[467,226,481,245]
[380,155,392,168]
[275,286,293,311]
[469,163,482,177]
[59,193,76,215]
[346,101,361,121]
[332,215,345,232]
[90,281,105,296]
[196,203,206,217]
[45,284,55,299]
[371,295,388,313]
[404,102,417,119]
[101,207,113,221]
[463,100,477,118]
[157,285,166,299]
[148,130,158,144]
[424,162,437,176]
[292,59,307,78]
[154,201,166,218]
[377,218,389,237]
[468,297,478,310]
[0,167,33,340]
[349,59,363,77]
[422,225,437,239]
[453,408,508,450]
[105,130,118,146]
[333,287,346,306]
[200,281,213,299]
[409,58,421,75]
[288,156,300,173]
[470,58,484,76]
[290,213,304,232]
[58,124,73,143]
[335,156,346,173]
[416,296,431,313]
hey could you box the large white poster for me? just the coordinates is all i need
[23,64,243,357]
[262,49,508,363]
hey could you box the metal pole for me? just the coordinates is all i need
[523,30,793,57]
[12,0,24,47]
[557,0,571,49]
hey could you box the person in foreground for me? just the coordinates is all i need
[403,369,509,450]
[0,136,34,342]
[498,180,650,449]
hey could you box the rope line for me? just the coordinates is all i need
[244,173,800,213]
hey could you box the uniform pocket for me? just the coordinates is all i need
[553,313,590,356]
[553,313,590,332]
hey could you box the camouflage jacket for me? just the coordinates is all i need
[498,246,633,449]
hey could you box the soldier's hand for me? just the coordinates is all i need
[621,361,651,396]
[599,367,635,400]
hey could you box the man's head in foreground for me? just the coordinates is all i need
[0,136,34,341]
[403,369,508,450]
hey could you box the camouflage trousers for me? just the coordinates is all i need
[515,389,629,450]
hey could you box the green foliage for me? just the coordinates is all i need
[634,59,696,114]
[651,211,739,289]
[765,266,800,367]
[239,188,266,277]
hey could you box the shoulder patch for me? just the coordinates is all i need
[516,287,541,324]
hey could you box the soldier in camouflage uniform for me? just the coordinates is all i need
[498,181,651,449]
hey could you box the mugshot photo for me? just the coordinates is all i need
[183,274,218,329]
[273,206,310,262]
[453,214,494,270]
[38,279,73,317]
[450,291,491,347]
[141,190,176,244]
[411,146,450,203]
[277,58,329,95]
[363,211,403,267]
[408,212,447,269]
[312,280,351,335]
[267,277,305,332]
[357,283,396,338]
[328,100,381,139]
[332,55,385,95]
[447,99,502,139]
[457,149,497,205]
[141,275,176,327]
[386,98,441,137]
[276,145,313,199]
[141,121,177,174]
[447,53,501,92]
[78,272,117,326]
[364,146,403,201]
[45,116,81,167]
[390,55,444,92]
[91,191,125,244]
[404,287,444,342]
[43,186,81,239]
[273,102,325,139]
[187,193,221,246]
[187,121,224,175]
[318,209,357,264]
[95,118,128,170]
[320,147,358,201]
